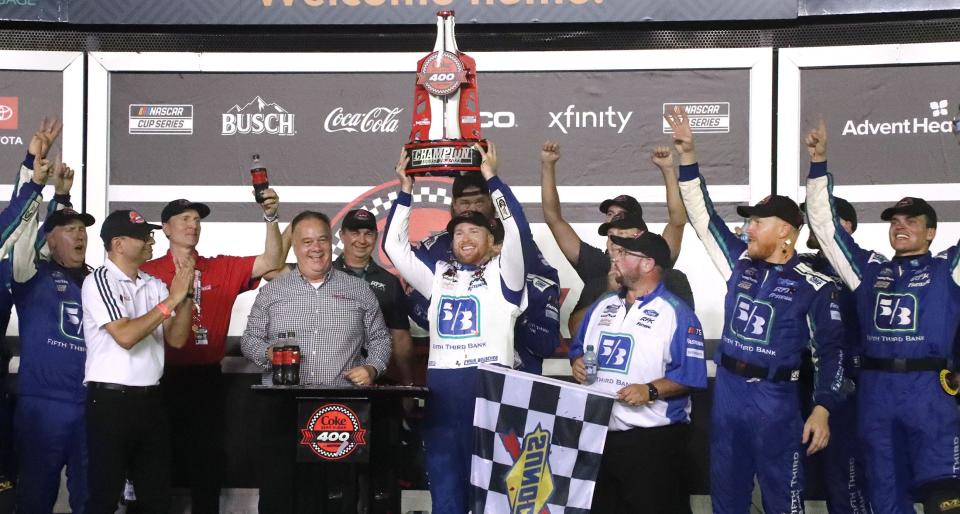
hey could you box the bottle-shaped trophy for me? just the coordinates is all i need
[404,11,486,176]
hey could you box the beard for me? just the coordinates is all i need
[747,237,778,260]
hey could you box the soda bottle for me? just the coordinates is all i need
[271,332,287,385]
[738,219,750,243]
[250,153,270,204]
[583,344,598,385]
[284,333,300,385]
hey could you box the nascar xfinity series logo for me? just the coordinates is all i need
[501,425,555,513]
[841,99,954,136]
[129,104,193,135]
[662,102,730,133]
[222,96,295,136]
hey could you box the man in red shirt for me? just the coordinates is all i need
[140,190,283,513]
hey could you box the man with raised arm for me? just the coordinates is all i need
[539,141,694,336]
[671,106,844,513]
[382,142,529,514]
[804,120,960,514]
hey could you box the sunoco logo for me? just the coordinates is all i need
[501,425,555,513]
[324,107,402,134]
[299,403,367,460]
[841,100,954,136]
[222,96,295,136]
[662,102,730,133]
[129,104,193,135]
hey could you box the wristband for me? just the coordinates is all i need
[646,383,660,402]
[156,302,173,319]
[263,212,279,223]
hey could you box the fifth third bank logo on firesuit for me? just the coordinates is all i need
[222,96,295,136]
[841,99,953,136]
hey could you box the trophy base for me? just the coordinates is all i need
[404,139,487,177]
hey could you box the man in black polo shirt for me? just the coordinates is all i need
[334,208,413,385]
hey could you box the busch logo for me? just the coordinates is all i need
[221,96,295,136]
[323,107,402,134]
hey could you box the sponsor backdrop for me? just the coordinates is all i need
[0,72,63,185]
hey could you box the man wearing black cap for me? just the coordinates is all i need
[669,106,845,514]
[138,188,281,513]
[81,209,195,513]
[413,160,561,375]
[335,208,414,385]
[805,120,960,514]
[568,231,707,513]
[798,197,872,514]
[540,142,694,334]
[384,142,531,513]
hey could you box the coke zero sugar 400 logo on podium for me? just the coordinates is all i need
[298,401,370,463]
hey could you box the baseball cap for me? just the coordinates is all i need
[599,194,642,216]
[341,209,377,232]
[737,195,804,229]
[597,211,648,236]
[445,210,496,235]
[609,232,672,269]
[880,197,937,228]
[161,199,211,223]
[100,209,162,244]
[801,196,858,232]
[42,208,95,234]
[452,173,489,198]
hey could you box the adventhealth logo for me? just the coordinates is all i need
[841,100,953,136]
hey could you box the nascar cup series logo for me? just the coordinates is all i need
[221,96,295,136]
[129,104,193,135]
[662,102,730,134]
[299,403,367,460]
[502,425,555,513]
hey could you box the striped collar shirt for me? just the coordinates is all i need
[240,267,392,386]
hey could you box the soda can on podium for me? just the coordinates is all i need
[404,11,487,176]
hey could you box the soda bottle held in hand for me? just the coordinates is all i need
[251,153,270,204]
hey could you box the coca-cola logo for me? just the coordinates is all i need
[324,107,403,134]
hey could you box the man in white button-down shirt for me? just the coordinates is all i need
[81,209,194,514]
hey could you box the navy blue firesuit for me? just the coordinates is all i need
[680,162,845,514]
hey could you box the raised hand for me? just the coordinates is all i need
[663,106,695,157]
[259,188,279,218]
[394,148,414,193]
[475,141,498,180]
[540,140,560,165]
[650,145,674,171]
[804,118,827,163]
[28,118,63,159]
[53,158,74,195]
[32,156,52,186]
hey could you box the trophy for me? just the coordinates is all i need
[404,11,487,176]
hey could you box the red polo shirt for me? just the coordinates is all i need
[141,251,259,366]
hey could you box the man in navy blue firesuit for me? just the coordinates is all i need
[670,106,845,514]
[799,196,871,514]
[805,119,960,514]
[411,172,560,374]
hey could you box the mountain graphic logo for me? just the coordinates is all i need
[222,96,295,136]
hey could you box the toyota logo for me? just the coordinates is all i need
[0,105,12,121]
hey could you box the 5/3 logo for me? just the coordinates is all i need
[874,293,917,332]
[731,294,775,344]
[59,301,83,341]
[437,295,480,338]
[597,332,634,373]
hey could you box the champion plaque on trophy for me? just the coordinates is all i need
[404,11,487,176]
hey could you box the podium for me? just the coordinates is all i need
[252,384,428,513]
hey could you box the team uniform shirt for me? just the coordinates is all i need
[383,176,529,370]
[333,256,409,331]
[81,259,170,386]
[414,227,560,372]
[679,163,845,410]
[141,251,258,366]
[806,161,960,511]
[569,283,707,431]
[574,241,696,311]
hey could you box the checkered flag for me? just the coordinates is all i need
[471,364,616,514]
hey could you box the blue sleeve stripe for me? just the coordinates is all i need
[826,173,862,280]
[0,183,40,247]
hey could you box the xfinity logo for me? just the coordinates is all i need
[222,96,295,136]
[324,107,402,134]
[841,100,954,136]
[548,105,632,134]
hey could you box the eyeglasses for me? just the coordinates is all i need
[609,247,651,260]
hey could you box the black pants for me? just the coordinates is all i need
[161,364,226,514]
[591,423,691,514]
[85,385,171,514]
